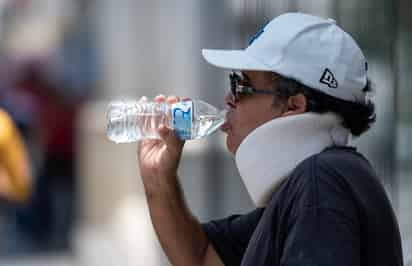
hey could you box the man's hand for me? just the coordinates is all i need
[137,95,185,192]
[136,95,223,265]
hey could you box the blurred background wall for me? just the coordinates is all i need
[0,0,410,265]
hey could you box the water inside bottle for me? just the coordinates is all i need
[192,113,226,139]
[190,100,227,139]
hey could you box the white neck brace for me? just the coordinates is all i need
[235,112,350,207]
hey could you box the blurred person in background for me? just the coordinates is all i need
[0,108,32,203]
[0,107,33,253]
[2,57,80,251]
[137,13,403,266]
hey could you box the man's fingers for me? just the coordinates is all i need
[137,94,185,152]
[166,96,180,104]
[157,124,169,139]
[150,95,183,104]
[154,94,166,103]
[158,125,184,151]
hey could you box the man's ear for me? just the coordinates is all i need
[281,93,307,117]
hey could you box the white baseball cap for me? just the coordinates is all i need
[202,12,368,103]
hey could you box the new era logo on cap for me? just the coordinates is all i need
[320,68,338,88]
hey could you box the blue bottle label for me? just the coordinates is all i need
[171,101,193,139]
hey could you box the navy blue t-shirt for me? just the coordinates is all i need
[203,146,403,266]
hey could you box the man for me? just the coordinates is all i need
[138,13,403,265]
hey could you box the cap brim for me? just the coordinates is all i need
[202,49,272,71]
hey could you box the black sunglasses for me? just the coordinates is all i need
[229,72,276,102]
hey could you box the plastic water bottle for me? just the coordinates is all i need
[106,99,227,143]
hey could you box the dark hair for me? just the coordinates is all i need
[272,75,376,137]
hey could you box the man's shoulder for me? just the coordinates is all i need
[294,146,370,175]
[272,146,373,217]
[282,146,374,200]
[316,146,375,176]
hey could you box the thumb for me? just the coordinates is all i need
[158,125,185,150]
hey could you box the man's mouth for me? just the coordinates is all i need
[221,122,230,133]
